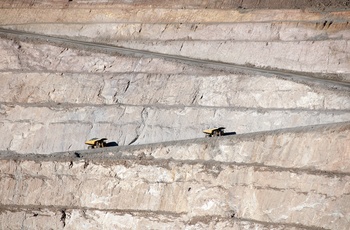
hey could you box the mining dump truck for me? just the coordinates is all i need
[203,127,225,137]
[85,138,107,149]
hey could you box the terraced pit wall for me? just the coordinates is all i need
[0,0,349,229]
[1,122,349,229]
[0,7,349,154]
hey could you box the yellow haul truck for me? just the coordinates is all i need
[85,138,107,149]
[203,127,225,137]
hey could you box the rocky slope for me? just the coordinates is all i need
[0,0,349,229]
[0,35,349,153]
[1,122,349,229]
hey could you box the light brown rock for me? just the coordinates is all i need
[0,1,350,229]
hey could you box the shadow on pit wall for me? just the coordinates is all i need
[223,131,237,136]
[105,141,118,147]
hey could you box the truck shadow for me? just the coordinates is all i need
[223,132,237,136]
[105,141,118,147]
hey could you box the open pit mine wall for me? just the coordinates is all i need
[0,1,349,230]
[1,7,350,79]
[1,122,349,230]
[1,0,350,10]
[0,2,349,155]
[0,8,350,154]
[0,35,349,154]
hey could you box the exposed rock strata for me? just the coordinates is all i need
[2,71,350,109]
[2,9,350,76]
[2,103,350,154]
[0,1,349,229]
[0,35,349,154]
[1,0,350,10]
[0,122,349,230]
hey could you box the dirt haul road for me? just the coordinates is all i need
[0,121,349,229]
[1,28,349,89]
[0,8,350,228]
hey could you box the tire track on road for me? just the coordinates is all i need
[1,28,349,89]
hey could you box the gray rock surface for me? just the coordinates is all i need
[1,101,350,154]
[1,122,349,230]
[0,37,349,154]
[2,8,350,76]
[0,1,349,229]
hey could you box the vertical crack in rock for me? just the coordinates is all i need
[21,212,26,229]
[237,0,244,8]
[14,41,23,70]
[128,135,139,145]
[13,162,22,203]
[132,57,143,72]
[117,106,127,121]
[190,24,198,32]
[179,43,184,51]
[160,24,169,38]
[78,25,84,32]
[327,21,333,28]
[191,93,197,105]
[138,24,142,33]
[128,107,148,145]
[83,161,89,169]
[7,138,14,151]
[191,87,200,105]
[113,90,119,103]
[60,209,66,227]
[140,107,148,128]
[124,80,130,93]
[97,86,103,100]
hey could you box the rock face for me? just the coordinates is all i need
[1,122,349,229]
[0,0,349,229]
